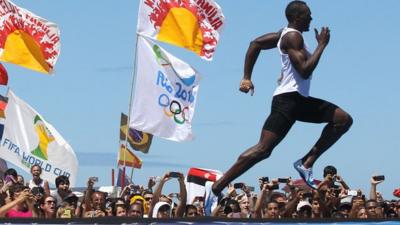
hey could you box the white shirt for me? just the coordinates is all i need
[273,27,312,97]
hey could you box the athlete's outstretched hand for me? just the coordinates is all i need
[314,27,330,47]
[239,79,255,96]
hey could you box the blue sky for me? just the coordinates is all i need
[4,0,400,199]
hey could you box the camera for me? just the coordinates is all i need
[259,177,269,183]
[169,172,180,178]
[373,175,385,181]
[278,178,289,183]
[233,183,244,189]
[347,190,358,196]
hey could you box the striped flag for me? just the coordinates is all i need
[117,144,142,169]
[185,167,222,204]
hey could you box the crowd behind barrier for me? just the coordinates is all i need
[0,165,400,220]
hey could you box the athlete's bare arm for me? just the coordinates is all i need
[240,30,282,94]
[282,27,330,79]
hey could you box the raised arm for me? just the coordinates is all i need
[174,172,187,218]
[240,30,282,94]
[282,27,330,79]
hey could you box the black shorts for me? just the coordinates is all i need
[263,91,338,137]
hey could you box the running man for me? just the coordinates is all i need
[204,0,353,215]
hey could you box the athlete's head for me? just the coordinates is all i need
[285,1,312,32]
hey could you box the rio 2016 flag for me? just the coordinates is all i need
[0,90,78,186]
[137,0,224,61]
[0,0,60,74]
[130,36,201,142]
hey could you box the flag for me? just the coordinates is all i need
[0,90,78,186]
[0,94,7,139]
[0,158,7,178]
[116,167,132,188]
[0,0,60,74]
[137,0,224,61]
[185,167,222,204]
[117,144,142,169]
[0,63,8,85]
[130,36,201,142]
[120,113,152,154]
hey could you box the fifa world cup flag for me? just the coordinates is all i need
[130,36,201,142]
[0,0,60,74]
[0,90,78,186]
[137,0,224,61]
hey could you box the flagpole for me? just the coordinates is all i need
[121,33,141,186]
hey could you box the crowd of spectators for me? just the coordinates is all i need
[0,164,399,220]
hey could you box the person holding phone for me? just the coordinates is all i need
[370,175,384,202]
[204,0,353,215]
[148,172,187,218]
[0,184,37,218]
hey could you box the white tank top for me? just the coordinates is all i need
[28,179,45,189]
[273,27,312,97]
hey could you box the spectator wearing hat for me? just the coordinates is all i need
[148,172,187,218]
[297,200,312,218]
[57,193,78,218]
[28,165,50,196]
[152,201,171,218]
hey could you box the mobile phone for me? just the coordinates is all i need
[373,175,385,181]
[169,172,180,178]
[233,182,244,189]
[278,178,289,183]
[248,186,255,192]
[270,183,279,190]
[259,177,269,183]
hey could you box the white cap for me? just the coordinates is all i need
[297,200,312,211]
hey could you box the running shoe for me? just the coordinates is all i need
[204,181,221,216]
[293,159,317,189]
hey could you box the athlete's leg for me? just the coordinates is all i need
[301,107,353,168]
[212,129,284,194]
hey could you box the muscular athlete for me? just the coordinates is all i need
[204,1,353,215]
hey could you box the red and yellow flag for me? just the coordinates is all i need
[117,144,142,169]
[0,0,60,74]
[137,0,224,61]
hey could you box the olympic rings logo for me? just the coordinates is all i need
[158,94,189,125]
